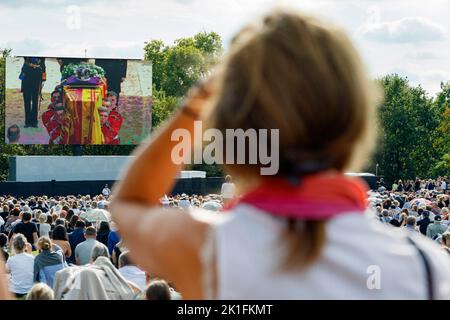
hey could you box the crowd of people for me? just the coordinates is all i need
[0,193,181,300]
[0,174,448,299]
[369,177,450,254]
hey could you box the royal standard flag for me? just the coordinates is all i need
[63,86,105,144]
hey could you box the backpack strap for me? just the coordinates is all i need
[406,235,434,300]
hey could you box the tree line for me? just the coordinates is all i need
[0,32,449,182]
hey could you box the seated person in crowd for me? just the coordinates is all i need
[4,234,34,298]
[34,236,66,288]
[75,226,101,265]
[118,250,147,292]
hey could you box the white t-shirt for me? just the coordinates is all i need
[221,182,236,199]
[6,253,35,294]
[119,266,147,291]
[102,188,111,197]
[203,204,450,299]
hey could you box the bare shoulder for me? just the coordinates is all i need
[110,202,221,298]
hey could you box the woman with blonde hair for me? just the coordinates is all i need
[110,9,450,299]
[26,283,54,300]
[34,236,66,288]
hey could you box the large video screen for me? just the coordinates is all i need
[5,56,152,145]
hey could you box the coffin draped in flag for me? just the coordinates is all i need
[63,86,105,144]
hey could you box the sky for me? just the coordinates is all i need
[0,0,449,95]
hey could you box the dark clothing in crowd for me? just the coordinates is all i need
[414,181,421,191]
[97,231,110,247]
[417,217,432,235]
[12,221,38,245]
[107,230,120,255]
[68,228,85,264]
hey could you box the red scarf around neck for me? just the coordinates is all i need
[226,171,368,220]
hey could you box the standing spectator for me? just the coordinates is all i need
[75,226,101,265]
[68,220,86,264]
[34,236,66,288]
[426,215,447,240]
[102,184,111,198]
[11,211,38,249]
[5,234,35,298]
[221,175,236,202]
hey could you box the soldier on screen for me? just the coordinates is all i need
[19,57,46,128]
[41,91,69,144]
[105,91,123,145]
[99,106,114,144]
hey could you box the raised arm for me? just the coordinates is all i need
[109,80,215,299]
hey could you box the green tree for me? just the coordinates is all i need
[373,74,441,183]
[144,31,223,98]
[432,82,450,176]
[151,85,180,129]
[143,40,168,91]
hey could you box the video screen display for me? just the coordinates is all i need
[5,56,152,145]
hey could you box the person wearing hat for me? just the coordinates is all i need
[426,215,447,240]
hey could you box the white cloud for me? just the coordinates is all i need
[358,16,446,43]
[404,50,438,60]
[1,0,449,95]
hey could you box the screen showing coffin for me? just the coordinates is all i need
[4,56,152,145]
